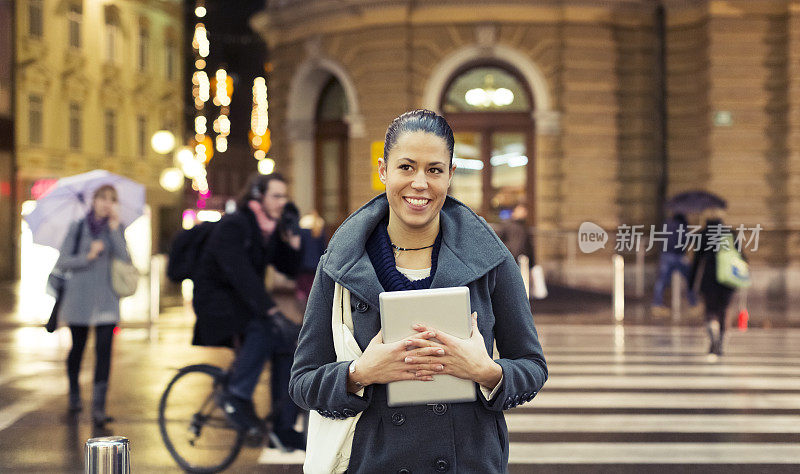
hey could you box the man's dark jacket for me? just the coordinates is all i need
[191,207,300,347]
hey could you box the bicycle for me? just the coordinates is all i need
[158,363,303,473]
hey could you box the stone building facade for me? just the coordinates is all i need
[253,0,800,296]
[9,0,185,278]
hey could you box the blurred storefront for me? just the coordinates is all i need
[253,0,800,297]
[11,0,186,280]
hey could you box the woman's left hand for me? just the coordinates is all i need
[408,312,503,389]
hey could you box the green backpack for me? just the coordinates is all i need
[716,234,751,289]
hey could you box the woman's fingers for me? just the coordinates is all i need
[405,346,445,357]
[406,339,445,355]
[414,369,447,377]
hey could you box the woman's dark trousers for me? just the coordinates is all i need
[67,324,114,423]
[227,315,299,433]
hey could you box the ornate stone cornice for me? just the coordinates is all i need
[257,0,658,46]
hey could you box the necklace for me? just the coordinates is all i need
[390,241,435,259]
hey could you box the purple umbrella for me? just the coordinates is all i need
[23,170,146,249]
[665,190,727,214]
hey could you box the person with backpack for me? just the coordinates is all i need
[189,172,304,449]
[690,209,748,356]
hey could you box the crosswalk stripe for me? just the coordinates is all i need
[527,391,800,409]
[505,414,800,432]
[508,442,800,464]
[549,364,800,376]
[544,375,800,390]
[544,354,800,365]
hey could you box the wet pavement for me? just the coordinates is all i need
[1,280,800,472]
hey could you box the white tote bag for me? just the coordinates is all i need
[303,282,363,474]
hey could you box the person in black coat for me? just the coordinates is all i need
[689,213,736,356]
[191,172,304,449]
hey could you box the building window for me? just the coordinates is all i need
[28,95,43,145]
[67,3,82,49]
[69,103,82,150]
[28,0,43,38]
[442,65,534,220]
[137,115,147,157]
[165,42,176,80]
[104,109,116,156]
[138,24,149,72]
[104,9,121,64]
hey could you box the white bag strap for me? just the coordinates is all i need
[332,282,362,361]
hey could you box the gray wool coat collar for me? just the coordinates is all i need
[322,194,508,307]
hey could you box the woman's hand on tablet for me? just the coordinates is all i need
[353,330,442,387]
[411,312,502,389]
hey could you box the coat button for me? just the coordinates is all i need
[343,408,356,417]
[332,410,342,419]
[391,412,405,426]
[514,395,520,405]
[397,469,411,474]
[434,458,449,472]
[355,301,369,313]
[432,403,448,415]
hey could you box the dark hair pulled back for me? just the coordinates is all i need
[383,109,454,166]
[236,172,286,210]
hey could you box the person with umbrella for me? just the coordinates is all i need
[651,211,698,315]
[50,184,132,427]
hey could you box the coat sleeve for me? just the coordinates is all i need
[271,233,301,278]
[207,216,274,318]
[289,259,373,416]
[479,256,548,411]
[106,226,131,262]
[55,221,90,271]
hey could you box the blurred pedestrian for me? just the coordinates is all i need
[652,212,698,315]
[191,172,305,450]
[497,203,535,266]
[54,184,131,428]
[290,109,547,472]
[296,210,327,305]
[690,209,736,356]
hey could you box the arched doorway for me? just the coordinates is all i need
[442,64,535,223]
[314,77,348,234]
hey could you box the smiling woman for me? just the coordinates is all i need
[290,109,548,473]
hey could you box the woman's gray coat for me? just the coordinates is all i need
[55,219,131,326]
[290,194,548,473]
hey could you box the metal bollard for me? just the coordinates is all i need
[671,270,682,321]
[613,254,625,322]
[85,436,130,474]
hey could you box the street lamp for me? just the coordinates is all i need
[159,168,184,192]
[151,130,177,155]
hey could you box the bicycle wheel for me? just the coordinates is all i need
[158,364,244,473]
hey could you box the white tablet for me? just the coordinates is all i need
[379,286,477,407]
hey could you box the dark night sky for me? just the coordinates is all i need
[184,0,268,146]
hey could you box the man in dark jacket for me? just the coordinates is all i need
[191,172,303,449]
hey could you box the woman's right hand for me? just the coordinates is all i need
[87,240,105,260]
[350,331,445,387]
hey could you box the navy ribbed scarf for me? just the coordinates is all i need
[365,220,442,291]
